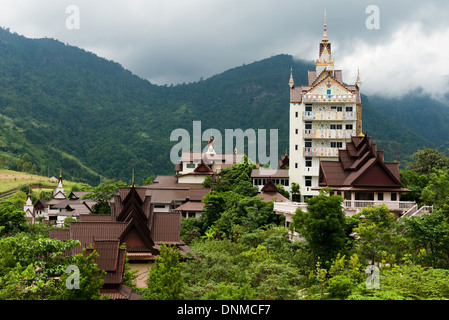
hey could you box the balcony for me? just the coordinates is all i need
[304,129,356,139]
[304,111,356,121]
[273,200,418,220]
[273,202,308,223]
[303,147,339,157]
[303,93,356,103]
[343,200,416,214]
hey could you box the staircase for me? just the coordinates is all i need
[402,204,434,218]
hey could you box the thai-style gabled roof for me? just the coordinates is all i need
[194,159,214,174]
[256,178,290,203]
[318,135,409,192]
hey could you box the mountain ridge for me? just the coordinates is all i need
[0,28,445,185]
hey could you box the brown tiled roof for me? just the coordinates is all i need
[256,191,290,203]
[148,188,189,204]
[152,212,181,243]
[189,188,210,201]
[290,86,302,103]
[34,199,48,210]
[101,285,141,300]
[49,229,71,241]
[256,178,290,203]
[251,169,289,178]
[68,221,128,254]
[175,201,205,212]
[318,135,408,192]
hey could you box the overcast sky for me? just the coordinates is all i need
[0,0,448,101]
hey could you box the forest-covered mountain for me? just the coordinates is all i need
[0,27,446,185]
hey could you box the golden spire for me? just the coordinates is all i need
[322,9,328,42]
[132,169,135,187]
[356,68,362,88]
[288,66,294,88]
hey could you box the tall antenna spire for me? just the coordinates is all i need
[322,9,328,42]
[132,169,135,187]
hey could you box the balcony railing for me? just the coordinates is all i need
[343,200,416,211]
[304,147,339,157]
[304,129,356,139]
[304,111,356,121]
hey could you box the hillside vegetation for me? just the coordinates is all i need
[0,27,446,185]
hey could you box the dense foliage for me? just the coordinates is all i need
[142,148,449,300]
[0,27,447,186]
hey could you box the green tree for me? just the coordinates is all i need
[348,264,449,300]
[403,210,449,268]
[291,182,300,201]
[408,148,449,175]
[0,192,27,235]
[82,179,127,214]
[420,168,449,209]
[353,205,401,266]
[142,243,186,300]
[57,249,105,300]
[292,189,347,263]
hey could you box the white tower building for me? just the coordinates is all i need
[289,13,363,201]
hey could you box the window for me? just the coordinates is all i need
[305,176,312,187]
[391,193,397,201]
[331,141,343,148]
[305,122,312,129]
[186,163,196,168]
[305,157,312,167]
[295,128,298,134]
[346,124,353,130]
[331,106,343,111]
[295,111,298,118]
[305,139,312,148]
[295,144,298,150]
[378,192,384,201]
[295,163,298,169]
[330,124,342,130]
[346,106,353,112]
[305,104,312,112]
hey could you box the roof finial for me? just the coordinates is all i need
[288,66,294,88]
[322,9,328,42]
[356,67,362,88]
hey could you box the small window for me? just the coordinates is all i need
[331,124,342,130]
[295,111,298,118]
[186,163,196,168]
[346,106,353,112]
[346,124,353,130]
[378,193,384,201]
[305,122,312,129]
[295,145,298,150]
[391,193,397,201]
[295,163,298,169]
[295,129,299,134]
[305,139,312,148]
[305,157,312,167]
[305,176,312,187]
[331,142,343,148]
[305,104,312,112]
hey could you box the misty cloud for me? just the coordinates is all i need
[0,0,448,100]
